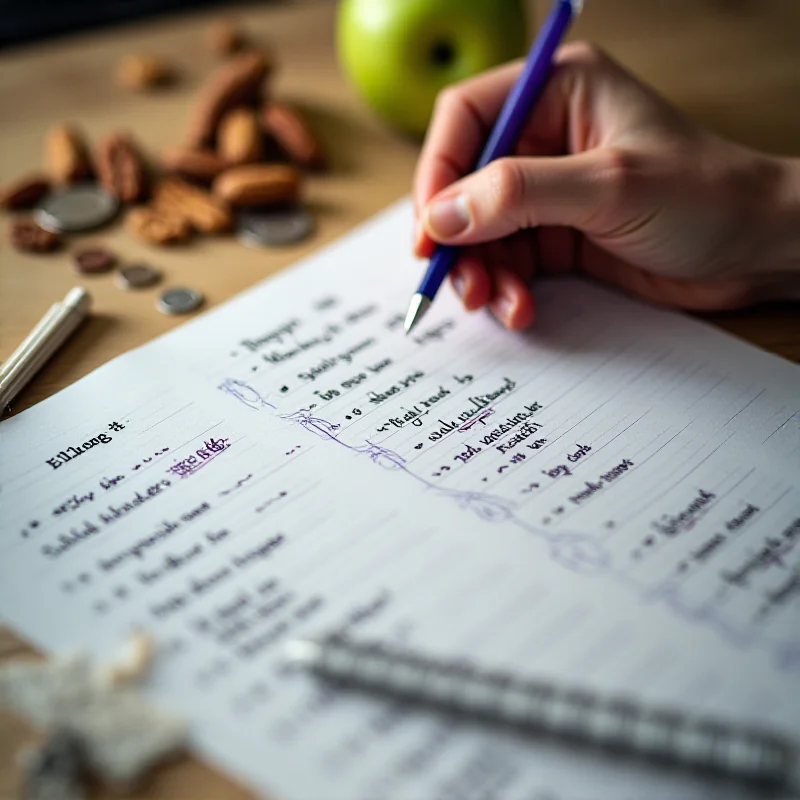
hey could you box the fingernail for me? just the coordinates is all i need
[491,295,513,327]
[425,194,470,239]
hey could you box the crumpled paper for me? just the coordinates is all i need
[0,635,186,797]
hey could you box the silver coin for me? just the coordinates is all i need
[36,184,119,233]
[157,287,204,315]
[116,264,163,290]
[236,206,315,247]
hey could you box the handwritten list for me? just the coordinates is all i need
[1,200,799,800]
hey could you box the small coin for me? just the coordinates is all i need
[36,184,119,233]
[116,263,162,290]
[73,246,117,274]
[236,206,315,248]
[157,287,204,315]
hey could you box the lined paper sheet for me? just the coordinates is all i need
[1,200,799,800]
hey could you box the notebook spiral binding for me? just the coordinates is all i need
[309,635,798,788]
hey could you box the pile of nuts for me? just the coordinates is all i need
[1,19,327,252]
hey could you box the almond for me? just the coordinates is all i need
[186,51,271,148]
[162,147,227,183]
[117,54,173,91]
[46,125,93,184]
[218,108,263,165]
[154,177,232,234]
[213,164,302,208]
[0,174,50,210]
[127,206,191,245]
[261,102,326,171]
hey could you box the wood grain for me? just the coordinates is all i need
[1,1,798,797]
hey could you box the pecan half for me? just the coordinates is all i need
[0,174,50,210]
[185,51,271,148]
[46,125,93,184]
[10,217,61,253]
[127,206,191,245]
[97,132,150,203]
[261,102,326,171]
[162,147,227,183]
[154,177,232,234]
[213,164,302,208]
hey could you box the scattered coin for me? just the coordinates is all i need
[236,205,314,247]
[35,184,119,233]
[157,287,204,315]
[116,263,162,290]
[73,246,117,274]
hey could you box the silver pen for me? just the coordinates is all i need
[287,635,799,789]
[0,287,92,414]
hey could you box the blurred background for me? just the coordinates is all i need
[1,2,799,798]
[2,0,799,148]
[0,0,219,46]
[1,0,799,362]
[0,0,781,48]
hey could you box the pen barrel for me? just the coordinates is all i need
[476,0,576,167]
[0,303,62,381]
[306,636,797,787]
[0,288,91,410]
[418,246,459,300]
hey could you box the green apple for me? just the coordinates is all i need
[337,0,527,137]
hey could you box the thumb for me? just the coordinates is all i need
[421,150,624,245]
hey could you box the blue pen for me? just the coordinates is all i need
[404,0,582,334]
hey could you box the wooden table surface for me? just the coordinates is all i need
[1,1,798,797]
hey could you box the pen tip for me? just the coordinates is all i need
[64,287,92,314]
[403,294,431,335]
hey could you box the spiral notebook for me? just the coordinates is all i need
[1,199,799,800]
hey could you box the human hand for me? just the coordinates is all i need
[413,42,800,329]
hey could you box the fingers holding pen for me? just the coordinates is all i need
[421,150,615,247]
[412,44,602,258]
[413,61,527,258]
[411,41,632,332]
